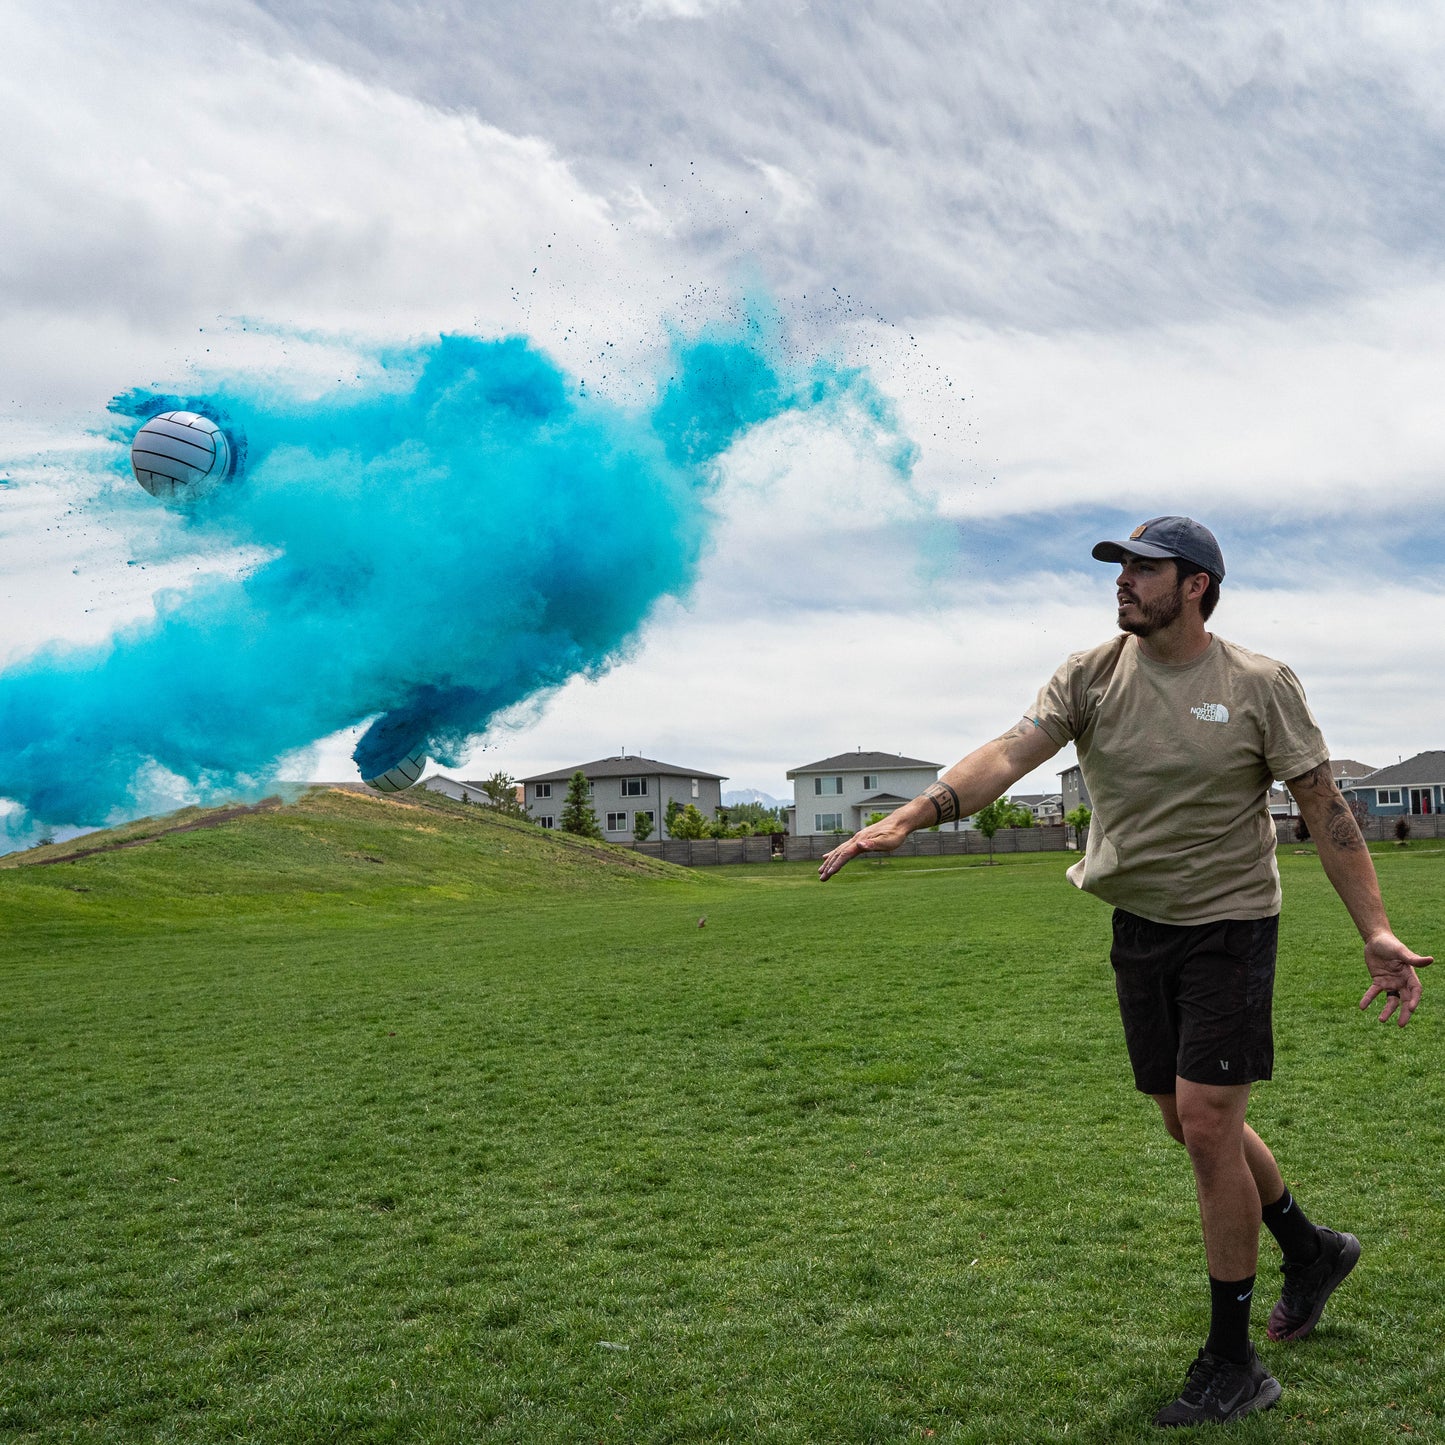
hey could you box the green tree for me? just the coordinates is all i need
[478,771,527,818]
[664,799,684,837]
[1065,804,1091,849]
[865,811,889,827]
[560,771,602,839]
[726,801,787,832]
[1006,802,1035,829]
[632,809,655,843]
[973,797,1012,865]
[670,804,709,840]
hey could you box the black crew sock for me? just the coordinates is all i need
[1205,1273,1256,1365]
[1261,1186,1321,1265]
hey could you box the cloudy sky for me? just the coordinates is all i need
[4,0,1445,815]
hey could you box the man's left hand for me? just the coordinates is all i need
[1360,932,1433,1026]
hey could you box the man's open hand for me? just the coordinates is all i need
[818,817,911,881]
[1360,931,1433,1025]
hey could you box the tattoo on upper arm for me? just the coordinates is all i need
[1288,761,1334,793]
[923,780,962,824]
[1288,762,1365,852]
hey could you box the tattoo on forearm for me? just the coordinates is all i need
[923,780,962,824]
[1324,796,1365,852]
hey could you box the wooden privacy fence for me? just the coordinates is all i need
[624,826,1072,868]
[1274,813,1445,844]
[619,813,1445,868]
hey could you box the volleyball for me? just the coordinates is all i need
[130,412,233,501]
[365,749,428,794]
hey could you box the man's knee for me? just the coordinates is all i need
[1176,1085,1248,1171]
[1151,1091,1186,1145]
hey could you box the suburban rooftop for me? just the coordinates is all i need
[788,750,941,776]
[519,754,728,784]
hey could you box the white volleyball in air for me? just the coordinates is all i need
[131,411,232,500]
[365,749,428,794]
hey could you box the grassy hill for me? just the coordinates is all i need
[0,786,689,932]
[1,812,1442,1442]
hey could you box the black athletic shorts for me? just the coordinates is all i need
[1109,908,1278,1095]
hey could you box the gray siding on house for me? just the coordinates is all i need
[519,755,725,838]
[786,754,941,836]
[1060,765,1091,814]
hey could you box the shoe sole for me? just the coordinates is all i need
[1267,1232,1362,1342]
[1226,1376,1283,1421]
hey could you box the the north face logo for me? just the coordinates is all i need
[1191,703,1230,723]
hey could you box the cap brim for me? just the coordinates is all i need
[1092,538,1177,564]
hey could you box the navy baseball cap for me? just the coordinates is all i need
[1092,516,1225,582]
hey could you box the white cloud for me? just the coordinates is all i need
[0,1,692,414]
[611,0,737,21]
[878,282,1445,524]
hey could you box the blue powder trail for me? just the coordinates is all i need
[0,322,916,842]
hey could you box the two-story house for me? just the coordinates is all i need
[785,750,942,836]
[519,755,726,839]
[1343,752,1444,817]
[1013,792,1063,824]
[1059,764,1090,816]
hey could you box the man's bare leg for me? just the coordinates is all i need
[1171,1079,1260,1279]
[1152,1091,1285,1209]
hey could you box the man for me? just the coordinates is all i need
[819,516,1431,1428]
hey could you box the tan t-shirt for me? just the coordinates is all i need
[1031,634,1329,925]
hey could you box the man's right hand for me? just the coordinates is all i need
[818,817,912,881]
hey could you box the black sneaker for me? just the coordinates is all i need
[1153,1345,1281,1428]
[1266,1226,1361,1341]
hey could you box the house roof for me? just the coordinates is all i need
[519,754,727,784]
[788,750,941,776]
[858,792,912,806]
[1331,759,1376,779]
[1349,751,1445,788]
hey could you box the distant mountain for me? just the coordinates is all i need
[723,789,790,809]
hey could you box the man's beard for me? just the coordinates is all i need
[1118,583,1185,637]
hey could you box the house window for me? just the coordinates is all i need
[606,812,629,831]
[862,774,878,790]
[638,810,655,826]
[621,777,647,797]
[534,782,552,799]
[537,815,555,829]
[815,776,844,796]
[815,812,844,831]
[1377,788,1402,807]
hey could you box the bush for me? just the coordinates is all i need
[1395,816,1412,844]
[1294,815,1310,843]
[669,804,709,840]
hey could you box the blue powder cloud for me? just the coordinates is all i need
[0,320,917,842]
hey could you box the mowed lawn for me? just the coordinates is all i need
[1,792,1441,1443]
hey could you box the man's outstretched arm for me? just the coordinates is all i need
[818,719,1062,881]
[1287,761,1433,1025]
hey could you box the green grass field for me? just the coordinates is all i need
[1,790,1441,1443]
